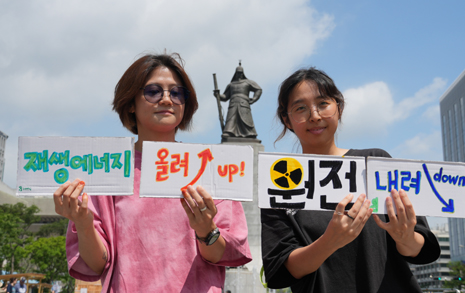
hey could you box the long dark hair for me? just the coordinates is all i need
[276,67,344,142]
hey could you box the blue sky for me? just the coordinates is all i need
[1,0,464,227]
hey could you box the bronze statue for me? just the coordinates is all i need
[213,62,262,141]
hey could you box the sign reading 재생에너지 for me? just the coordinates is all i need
[16,136,134,196]
[139,141,253,201]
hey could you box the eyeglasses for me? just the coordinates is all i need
[140,84,189,105]
[288,99,338,123]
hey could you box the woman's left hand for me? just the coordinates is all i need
[181,185,218,238]
[373,189,425,257]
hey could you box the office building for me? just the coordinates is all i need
[0,130,7,182]
[410,226,451,292]
[440,69,465,262]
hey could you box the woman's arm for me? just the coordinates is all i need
[373,189,424,257]
[53,179,107,274]
[181,185,226,263]
[285,193,372,279]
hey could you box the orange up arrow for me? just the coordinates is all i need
[181,148,214,191]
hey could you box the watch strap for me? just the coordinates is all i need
[196,227,220,246]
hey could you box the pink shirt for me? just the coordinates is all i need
[66,151,252,292]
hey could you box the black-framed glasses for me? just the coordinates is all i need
[141,84,189,105]
[288,99,338,123]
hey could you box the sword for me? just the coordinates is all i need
[213,73,225,132]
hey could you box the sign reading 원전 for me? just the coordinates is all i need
[258,152,366,211]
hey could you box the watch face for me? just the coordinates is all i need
[207,233,220,246]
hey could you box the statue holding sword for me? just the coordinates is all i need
[213,61,262,141]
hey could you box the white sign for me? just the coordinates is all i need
[367,157,465,217]
[139,142,253,201]
[258,152,366,210]
[16,136,134,196]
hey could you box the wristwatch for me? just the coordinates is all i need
[196,227,220,246]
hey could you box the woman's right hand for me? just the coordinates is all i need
[53,178,94,231]
[285,193,373,279]
[323,193,372,250]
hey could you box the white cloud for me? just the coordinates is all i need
[397,77,447,115]
[0,0,335,187]
[339,77,447,140]
[390,131,443,161]
[341,81,394,136]
[0,0,335,135]
[422,105,440,123]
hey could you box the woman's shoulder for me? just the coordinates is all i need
[344,148,391,158]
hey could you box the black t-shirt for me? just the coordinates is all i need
[261,149,441,293]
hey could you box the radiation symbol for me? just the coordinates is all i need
[270,158,304,190]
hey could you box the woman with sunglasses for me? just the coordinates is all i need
[53,53,252,292]
[261,67,440,293]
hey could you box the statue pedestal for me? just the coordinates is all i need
[221,136,261,144]
[222,138,264,287]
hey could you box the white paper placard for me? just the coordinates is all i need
[16,136,134,196]
[258,152,366,210]
[367,157,465,217]
[139,142,253,201]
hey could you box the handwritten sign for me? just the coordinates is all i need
[367,157,465,217]
[139,142,253,201]
[16,136,134,196]
[258,152,366,210]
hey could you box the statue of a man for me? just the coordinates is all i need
[214,62,262,140]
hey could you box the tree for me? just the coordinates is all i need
[37,218,69,237]
[25,236,74,291]
[0,203,40,273]
[444,261,465,290]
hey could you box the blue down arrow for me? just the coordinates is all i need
[422,163,454,213]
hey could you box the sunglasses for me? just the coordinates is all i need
[141,84,189,105]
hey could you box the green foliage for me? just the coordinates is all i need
[0,203,74,291]
[444,261,465,289]
[37,219,69,237]
[0,203,40,273]
[25,237,68,282]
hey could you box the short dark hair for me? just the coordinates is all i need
[276,67,344,142]
[113,53,198,134]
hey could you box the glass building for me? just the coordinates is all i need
[440,69,465,262]
[410,226,450,292]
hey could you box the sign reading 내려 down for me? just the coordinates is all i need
[367,157,465,218]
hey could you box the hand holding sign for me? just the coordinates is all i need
[181,185,218,237]
[181,185,226,264]
[324,194,372,250]
[372,189,424,257]
[53,179,94,231]
[53,178,107,274]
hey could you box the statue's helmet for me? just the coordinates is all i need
[231,61,247,81]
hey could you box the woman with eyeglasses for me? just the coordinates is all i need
[261,68,440,293]
[53,53,251,292]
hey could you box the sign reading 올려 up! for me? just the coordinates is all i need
[139,141,253,201]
